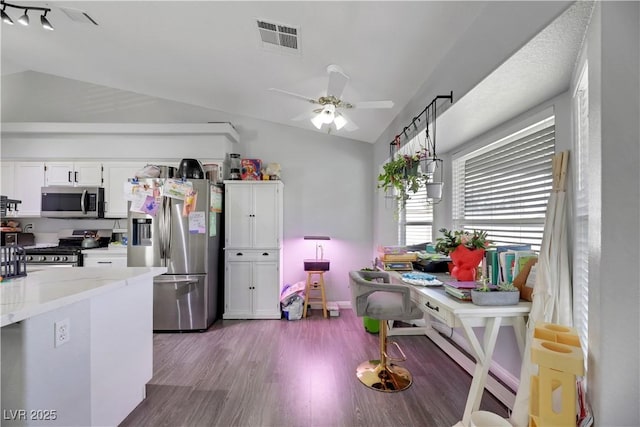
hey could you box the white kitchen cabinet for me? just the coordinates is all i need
[1,161,15,198]
[13,162,46,216]
[224,181,283,319]
[223,250,280,319]
[45,161,103,187]
[102,162,147,218]
[83,252,128,267]
[224,181,283,249]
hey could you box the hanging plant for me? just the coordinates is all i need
[377,147,429,202]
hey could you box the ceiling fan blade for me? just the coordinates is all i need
[291,110,315,122]
[326,64,350,99]
[338,112,359,131]
[268,88,319,104]
[350,100,394,109]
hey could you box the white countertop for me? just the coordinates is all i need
[0,266,166,327]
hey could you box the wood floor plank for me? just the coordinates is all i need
[120,309,509,427]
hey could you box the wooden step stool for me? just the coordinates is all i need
[303,271,327,318]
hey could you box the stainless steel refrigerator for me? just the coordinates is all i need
[127,178,222,331]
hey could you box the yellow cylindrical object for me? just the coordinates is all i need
[529,322,584,427]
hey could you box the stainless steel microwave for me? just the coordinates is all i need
[41,186,105,218]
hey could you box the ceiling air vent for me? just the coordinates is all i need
[257,19,300,54]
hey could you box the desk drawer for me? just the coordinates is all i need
[416,293,456,327]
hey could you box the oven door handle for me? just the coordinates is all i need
[81,189,88,214]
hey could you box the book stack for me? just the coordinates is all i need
[377,246,417,271]
[483,244,537,285]
[443,281,478,301]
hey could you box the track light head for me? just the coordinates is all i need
[1,4,13,24]
[17,8,28,25]
[40,10,53,30]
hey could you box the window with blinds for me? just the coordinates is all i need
[394,133,433,246]
[400,183,433,245]
[452,116,555,251]
[573,63,589,366]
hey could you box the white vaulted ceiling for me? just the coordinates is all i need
[1,1,583,146]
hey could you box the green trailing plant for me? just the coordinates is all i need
[377,147,429,202]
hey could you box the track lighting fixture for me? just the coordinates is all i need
[0,1,53,30]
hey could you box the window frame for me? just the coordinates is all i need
[451,113,556,252]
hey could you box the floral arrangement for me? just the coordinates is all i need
[434,228,490,255]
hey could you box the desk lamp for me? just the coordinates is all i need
[303,235,330,271]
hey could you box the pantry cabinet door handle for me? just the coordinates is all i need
[74,171,78,182]
[262,252,269,256]
[236,252,243,256]
[68,171,72,182]
[97,261,112,264]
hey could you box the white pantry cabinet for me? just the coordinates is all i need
[224,181,283,249]
[224,250,280,319]
[102,162,147,218]
[223,181,283,319]
[45,161,103,187]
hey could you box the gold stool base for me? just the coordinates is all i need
[356,359,413,392]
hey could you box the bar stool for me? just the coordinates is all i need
[303,270,327,318]
[349,270,423,392]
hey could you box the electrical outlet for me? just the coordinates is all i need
[54,318,71,347]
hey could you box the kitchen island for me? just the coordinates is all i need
[1,267,166,427]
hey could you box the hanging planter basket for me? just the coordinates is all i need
[426,182,443,199]
[421,157,438,176]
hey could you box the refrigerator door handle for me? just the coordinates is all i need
[163,197,172,260]
[155,278,198,285]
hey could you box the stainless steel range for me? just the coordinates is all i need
[25,246,83,268]
[24,229,112,271]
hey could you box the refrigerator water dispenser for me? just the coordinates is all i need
[132,218,153,246]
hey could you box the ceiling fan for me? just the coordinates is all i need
[269,64,394,132]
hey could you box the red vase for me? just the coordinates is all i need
[449,245,485,281]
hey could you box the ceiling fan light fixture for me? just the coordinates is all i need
[40,10,53,30]
[311,114,324,129]
[334,114,347,130]
[321,104,336,124]
[17,8,28,25]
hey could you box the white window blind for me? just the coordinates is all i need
[395,133,433,246]
[401,183,434,245]
[452,117,555,251]
[573,64,589,365]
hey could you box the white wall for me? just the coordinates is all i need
[0,71,373,303]
[585,2,640,424]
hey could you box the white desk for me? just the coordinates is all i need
[386,272,531,427]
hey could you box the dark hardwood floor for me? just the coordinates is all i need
[119,309,508,427]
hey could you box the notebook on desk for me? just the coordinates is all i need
[445,281,479,289]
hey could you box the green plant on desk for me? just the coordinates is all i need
[475,278,518,292]
[497,282,518,292]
